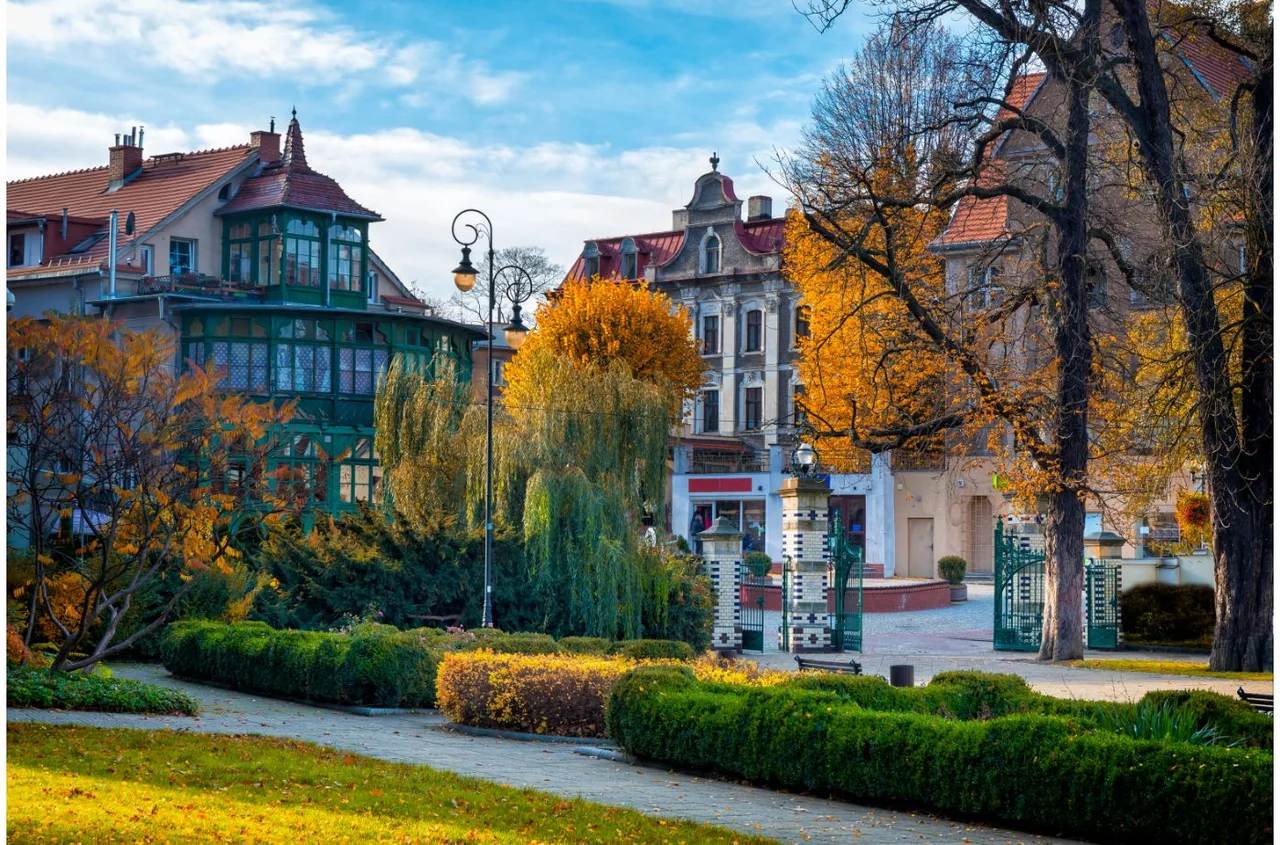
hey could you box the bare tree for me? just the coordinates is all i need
[448,246,562,326]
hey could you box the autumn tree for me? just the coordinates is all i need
[785,12,1105,660]
[6,314,294,671]
[509,276,706,414]
[799,0,1271,671]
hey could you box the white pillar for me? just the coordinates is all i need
[719,301,737,434]
[779,474,831,653]
[700,515,745,653]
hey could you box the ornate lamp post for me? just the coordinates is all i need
[450,208,536,628]
[790,441,817,476]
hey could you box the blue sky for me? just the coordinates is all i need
[6,0,875,304]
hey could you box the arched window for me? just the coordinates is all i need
[620,238,638,280]
[700,229,721,274]
[583,243,600,279]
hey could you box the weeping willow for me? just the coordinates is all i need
[496,347,675,638]
[373,356,472,530]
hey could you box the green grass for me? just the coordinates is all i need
[6,666,199,715]
[1067,658,1273,682]
[7,724,773,844]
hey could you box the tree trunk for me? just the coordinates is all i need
[1038,0,1096,662]
[1116,0,1272,671]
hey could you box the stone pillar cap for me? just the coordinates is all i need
[1084,531,1126,542]
[699,515,744,538]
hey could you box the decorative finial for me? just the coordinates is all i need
[710,151,720,172]
[291,106,297,120]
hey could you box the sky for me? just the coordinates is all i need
[5,0,877,305]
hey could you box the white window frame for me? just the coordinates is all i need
[699,228,721,274]
[743,385,763,431]
[620,238,638,280]
[139,245,154,276]
[701,313,719,355]
[169,238,197,275]
[743,308,763,353]
[8,230,41,268]
[367,269,379,304]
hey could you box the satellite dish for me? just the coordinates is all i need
[125,212,136,236]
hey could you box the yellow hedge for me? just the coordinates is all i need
[436,651,783,738]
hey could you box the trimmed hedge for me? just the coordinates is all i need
[609,639,695,661]
[161,621,438,708]
[607,668,1274,845]
[1120,583,1215,646]
[557,636,613,655]
[7,666,199,716]
[437,651,633,736]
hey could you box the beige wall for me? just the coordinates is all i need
[893,458,1010,577]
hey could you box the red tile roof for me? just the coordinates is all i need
[932,160,1012,249]
[217,115,381,220]
[563,228,688,283]
[7,145,255,253]
[995,72,1046,122]
[1153,9,1252,101]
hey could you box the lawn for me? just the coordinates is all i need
[7,724,771,844]
[1068,658,1273,682]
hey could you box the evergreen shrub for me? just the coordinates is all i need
[609,639,695,661]
[1119,583,1215,646]
[606,668,1274,845]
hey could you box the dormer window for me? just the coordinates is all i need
[583,242,600,279]
[620,238,637,280]
[700,229,721,274]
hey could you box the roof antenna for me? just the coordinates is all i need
[710,151,720,172]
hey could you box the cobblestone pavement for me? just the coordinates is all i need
[9,663,1087,845]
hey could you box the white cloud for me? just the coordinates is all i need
[6,0,523,106]
[7,103,794,307]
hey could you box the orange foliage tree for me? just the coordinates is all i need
[508,276,705,413]
[6,314,296,671]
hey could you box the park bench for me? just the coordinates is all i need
[406,613,464,629]
[1237,687,1273,715]
[794,655,862,675]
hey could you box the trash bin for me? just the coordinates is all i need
[889,664,915,687]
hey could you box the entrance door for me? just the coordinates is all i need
[907,518,934,578]
[966,497,994,574]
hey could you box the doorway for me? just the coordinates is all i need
[907,518,935,578]
[966,496,994,574]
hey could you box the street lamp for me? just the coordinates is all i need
[450,208,538,629]
[791,441,817,476]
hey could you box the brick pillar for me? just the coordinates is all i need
[699,515,744,653]
[780,474,831,653]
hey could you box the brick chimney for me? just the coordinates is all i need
[747,195,773,221]
[251,118,282,164]
[108,127,144,191]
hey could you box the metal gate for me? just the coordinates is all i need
[741,564,768,653]
[779,561,792,652]
[828,510,864,652]
[993,521,1046,651]
[1085,559,1122,649]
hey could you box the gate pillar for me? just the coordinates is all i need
[780,473,831,653]
[700,515,744,653]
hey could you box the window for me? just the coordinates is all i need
[1110,23,1125,50]
[8,233,25,268]
[701,230,721,274]
[1239,244,1247,275]
[227,223,253,283]
[794,305,810,345]
[284,219,321,286]
[702,315,719,355]
[620,238,637,280]
[209,340,269,393]
[1087,265,1107,309]
[367,270,378,303]
[139,245,154,276]
[276,435,327,505]
[792,383,807,426]
[702,390,720,433]
[339,347,389,395]
[967,265,1004,311]
[492,359,507,387]
[328,224,363,292]
[169,238,197,275]
[744,387,763,431]
[744,309,762,352]
[276,344,332,392]
[339,437,381,504]
[257,222,279,285]
[583,243,600,279]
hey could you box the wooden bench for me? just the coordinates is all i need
[1237,687,1273,714]
[406,614,463,628]
[795,656,862,675]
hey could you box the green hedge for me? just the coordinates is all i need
[608,639,695,661]
[7,666,199,716]
[1120,583,1215,646]
[607,668,1273,845]
[161,621,438,708]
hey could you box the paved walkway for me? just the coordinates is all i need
[10,663,1087,845]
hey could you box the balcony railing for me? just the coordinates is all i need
[138,273,267,300]
[688,449,770,474]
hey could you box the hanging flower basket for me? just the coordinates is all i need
[1175,491,1211,548]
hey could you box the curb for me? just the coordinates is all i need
[439,723,616,746]
[166,673,435,717]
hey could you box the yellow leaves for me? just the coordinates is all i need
[508,277,705,412]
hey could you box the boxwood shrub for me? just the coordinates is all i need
[607,667,1273,845]
[161,621,438,708]
[609,639,695,661]
[7,666,199,715]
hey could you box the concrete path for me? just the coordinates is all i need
[9,663,1087,845]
